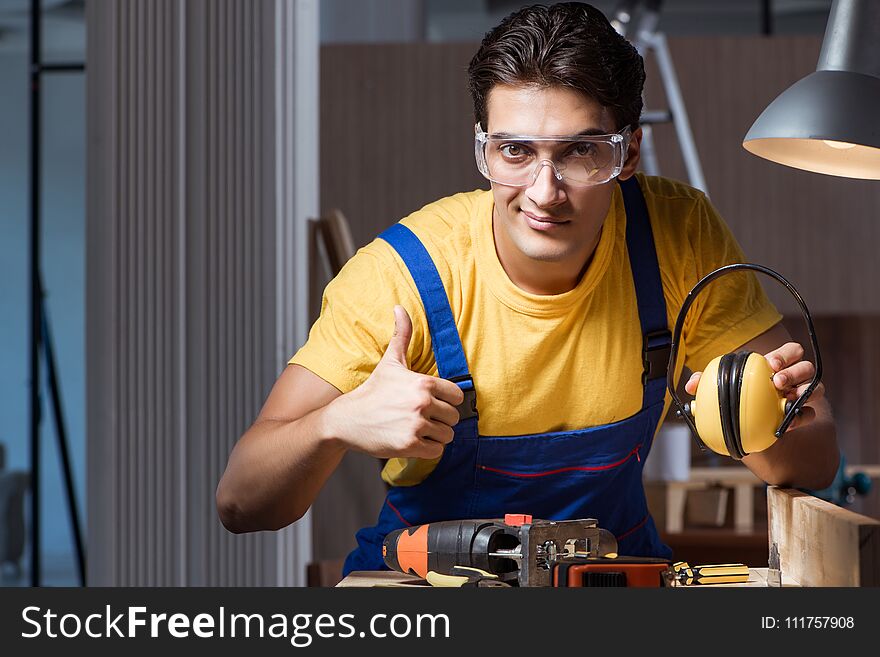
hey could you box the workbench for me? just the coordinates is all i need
[336,568,801,587]
[333,488,880,588]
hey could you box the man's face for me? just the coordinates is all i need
[484,84,626,269]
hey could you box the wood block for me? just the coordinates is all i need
[685,486,728,527]
[768,487,880,587]
[688,466,763,485]
[318,209,356,275]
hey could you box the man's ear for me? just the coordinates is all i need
[617,126,642,181]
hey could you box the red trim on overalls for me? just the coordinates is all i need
[478,444,643,478]
[617,513,649,541]
[385,499,412,527]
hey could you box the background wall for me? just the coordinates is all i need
[2,0,873,585]
[319,37,880,315]
[311,36,880,563]
[0,33,85,584]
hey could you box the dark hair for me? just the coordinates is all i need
[467,2,645,132]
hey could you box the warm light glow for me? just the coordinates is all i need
[823,139,857,150]
[742,137,880,180]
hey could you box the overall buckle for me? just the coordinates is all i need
[449,374,478,421]
[642,329,672,385]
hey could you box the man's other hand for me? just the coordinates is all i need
[684,341,824,432]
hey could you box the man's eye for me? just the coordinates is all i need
[500,144,530,158]
[570,143,597,157]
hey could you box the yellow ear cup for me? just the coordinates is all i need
[691,353,787,457]
[737,353,787,454]
[691,355,725,456]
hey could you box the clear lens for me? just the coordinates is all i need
[475,132,627,187]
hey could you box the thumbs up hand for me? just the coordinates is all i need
[379,304,416,369]
[324,306,465,459]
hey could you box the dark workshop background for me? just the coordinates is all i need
[313,0,880,572]
[0,0,876,588]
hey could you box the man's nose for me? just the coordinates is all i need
[525,160,566,206]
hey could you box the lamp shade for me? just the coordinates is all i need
[743,0,880,179]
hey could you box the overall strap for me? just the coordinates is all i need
[619,177,672,409]
[379,223,478,433]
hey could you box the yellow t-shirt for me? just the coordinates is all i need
[290,173,782,486]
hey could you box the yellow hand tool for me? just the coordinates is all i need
[426,565,511,588]
[673,561,750,586]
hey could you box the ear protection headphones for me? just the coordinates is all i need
[667,264,822,460]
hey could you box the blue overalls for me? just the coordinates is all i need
[343,176,673,576]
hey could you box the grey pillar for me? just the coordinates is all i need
[86,0,317,586]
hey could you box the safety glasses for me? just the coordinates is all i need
[474,123,632,187]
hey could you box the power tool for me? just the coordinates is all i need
[383,514,618,587]
[383,514,749,587]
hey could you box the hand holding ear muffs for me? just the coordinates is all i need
[667,264,822,460]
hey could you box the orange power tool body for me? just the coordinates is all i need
[382,514,675,587]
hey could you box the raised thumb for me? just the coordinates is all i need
[381,305,413,367]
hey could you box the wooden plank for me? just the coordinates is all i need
[689,467,763,485]
[768,487,880,587]
[337,571,430,588]
[318,209,356,275]
[690,465,880,485]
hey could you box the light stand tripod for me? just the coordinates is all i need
[612,0,709,194]
[28,0,86,587]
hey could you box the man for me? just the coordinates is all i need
[216,3,838,575]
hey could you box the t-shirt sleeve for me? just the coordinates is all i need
[288,242,433,393]
[667,192,783,372]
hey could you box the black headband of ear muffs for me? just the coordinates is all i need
[667,264,823,452]
[717,353,737,459]
[718,351,751,459]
